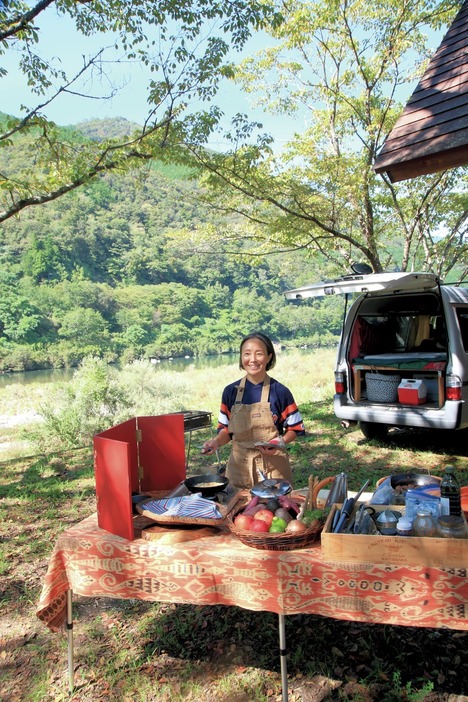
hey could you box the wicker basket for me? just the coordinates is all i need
[226,494,323,551]
[365,372,401,403]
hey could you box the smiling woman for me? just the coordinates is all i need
[202,332,306,490]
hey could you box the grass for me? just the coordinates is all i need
[1,351,468,701]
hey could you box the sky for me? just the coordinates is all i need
[1,8,306,150]
[1,6,448,151]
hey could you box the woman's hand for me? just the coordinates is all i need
[201,430,230,454]
[257,445,278,455]
[201,439,218,455]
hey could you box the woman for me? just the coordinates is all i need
[202,332,305,489]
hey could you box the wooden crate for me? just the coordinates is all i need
[321,504,468,568]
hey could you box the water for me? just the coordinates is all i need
[0,367,76,389]
[0,346,332,389]
[0,353,239,388]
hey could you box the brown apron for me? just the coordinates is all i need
[226,375,293,489]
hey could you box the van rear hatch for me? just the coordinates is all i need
[284,272,439,300]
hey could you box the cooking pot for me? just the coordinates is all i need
[389,472,441,489]
[184,474,229,497]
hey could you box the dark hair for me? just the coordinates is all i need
[239,332,276,371]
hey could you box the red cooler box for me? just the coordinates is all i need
[398,379,427,405]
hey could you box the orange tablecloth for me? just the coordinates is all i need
[36,514,468,631]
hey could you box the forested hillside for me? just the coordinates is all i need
[0,115,342,372]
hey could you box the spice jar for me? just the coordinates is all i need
[437,515,467,539]
[412,508,437,537]
[396,517,413,536]
[376,510,398,535]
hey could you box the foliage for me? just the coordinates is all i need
[0,149,344,371]
[25,349,335,451]
[29,357,128,450]
[0,0,281,222]
[179,0,467,279]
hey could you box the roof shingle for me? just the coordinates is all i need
[374,1,468,182]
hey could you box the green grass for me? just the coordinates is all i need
[1,353,468,701]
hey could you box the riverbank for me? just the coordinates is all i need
[0,348,337,461]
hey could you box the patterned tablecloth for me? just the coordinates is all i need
[36,513,468,632]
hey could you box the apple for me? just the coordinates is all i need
[253,509,274,527]
[243,504,264,517]
[234,513,254,530]
[269,516,287,533]
[249,519,270,532]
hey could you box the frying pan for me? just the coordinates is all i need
[184,473,229,497]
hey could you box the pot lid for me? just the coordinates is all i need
[251,478,292,499]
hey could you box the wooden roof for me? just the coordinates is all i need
[374,1,468,182]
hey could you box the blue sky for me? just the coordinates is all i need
[1,8,447,150]
[1,10,304,149]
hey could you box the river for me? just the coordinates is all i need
[0,346,327,389]
[0,353,240,389]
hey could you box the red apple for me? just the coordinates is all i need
[234,514,254,530]
[253,509,274,527]
[249,519,270,532]
[243,504,264,517]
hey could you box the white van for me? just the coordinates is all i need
[285,272,468,440]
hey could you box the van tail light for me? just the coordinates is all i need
[335,371,346,395]
[446,375,462,401]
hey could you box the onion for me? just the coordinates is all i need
[285,519,308,533]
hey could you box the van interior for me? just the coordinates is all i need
[348,293,447,361]
[346,293,448,404]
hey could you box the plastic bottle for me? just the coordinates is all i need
[396,517,413,536]
[440,465,462,517]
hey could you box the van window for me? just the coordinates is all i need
[456,308,468,352]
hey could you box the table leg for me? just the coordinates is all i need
[278,614,288,702]
[66,589,74,692]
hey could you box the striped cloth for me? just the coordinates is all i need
[142,495,222,519]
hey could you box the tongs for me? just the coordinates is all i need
[199,444,224,474]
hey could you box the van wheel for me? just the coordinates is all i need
[359,422,389,440]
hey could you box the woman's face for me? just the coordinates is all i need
[241,338,272,383]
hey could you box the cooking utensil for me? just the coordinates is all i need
[333,479,370,533]
[251,468,292,499]
[389,472,440,489]
[184,473,229,497]
[199,445,225,475]
[325,472,348,508]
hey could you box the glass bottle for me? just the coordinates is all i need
[440,465,462,516]
[437,515,467,539]
[412,508,437,537]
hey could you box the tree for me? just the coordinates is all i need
[0,0,280,223]
[178,0,467,279]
